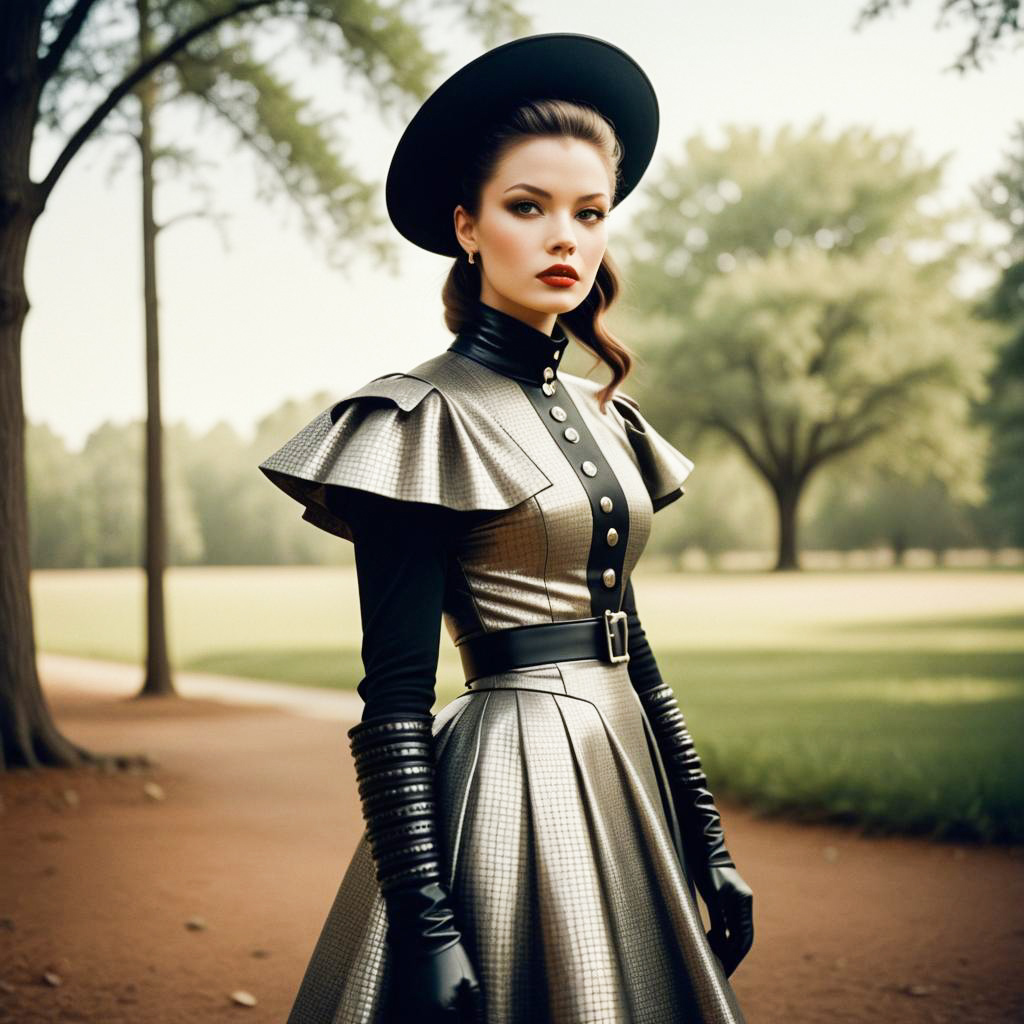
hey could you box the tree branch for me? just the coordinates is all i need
[38,0,274,204]
[742,349,785,475]
[38,0,102,85]
[805,421,888,467]
[804,362,945,472]
[194,87,319,235]
[808,300,863,377]
[158,206,215,232]
[706,414,775,482]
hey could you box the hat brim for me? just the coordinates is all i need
[385,32,659,257]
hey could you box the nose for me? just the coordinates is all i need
[547,210,577,257]
[548,234,576,258]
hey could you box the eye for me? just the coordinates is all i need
[507,200,608,223]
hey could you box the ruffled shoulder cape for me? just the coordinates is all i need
[607,387,695,513]
[258,373,554,541]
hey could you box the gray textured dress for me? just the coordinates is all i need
[259,301,747,1024]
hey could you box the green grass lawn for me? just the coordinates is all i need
[31,566,1024,843]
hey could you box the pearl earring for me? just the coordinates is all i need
[468,250,476,264]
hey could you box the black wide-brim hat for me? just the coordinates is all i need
[385,32,660,257]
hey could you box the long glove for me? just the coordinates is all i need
[633,679,754,976]
[348,712,484,1021]
[621,585,754,976]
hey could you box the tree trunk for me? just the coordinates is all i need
[0,5,90,769]
[135,0,175,697]
[773,478,802,571]
[891,528,907,567]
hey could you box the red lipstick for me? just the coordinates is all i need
[537,264,579,288]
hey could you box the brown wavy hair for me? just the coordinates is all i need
[441,98,634,413]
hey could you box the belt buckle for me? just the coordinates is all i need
[603,609,630,664]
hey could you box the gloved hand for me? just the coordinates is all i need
[348,713,484,1021]
[701,864,755,979]
[383,881,483,1021]
[640,683,755,978]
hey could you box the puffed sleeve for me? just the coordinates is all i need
[325,484,469,722]
[610,389,695,512]
[258,373,553,542]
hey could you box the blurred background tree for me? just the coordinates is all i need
[973,121,1024,549]
[615,120,1000,570]
[802,471,979,564]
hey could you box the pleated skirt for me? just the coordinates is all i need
[286,659,748,1024]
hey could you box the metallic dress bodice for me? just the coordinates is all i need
[258,299,695,649]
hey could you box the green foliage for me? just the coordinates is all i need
[617,121,1000,564]
[26,420,203,568]
[973,121,1024,545]
[803,470,981,556]
[25,423,89,569]
[25,391,352,567]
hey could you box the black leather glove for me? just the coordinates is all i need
[348,713,484,1021]
[621,582,754,977]
[636,680,754,977]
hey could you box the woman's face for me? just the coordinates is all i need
[454,136,613,334]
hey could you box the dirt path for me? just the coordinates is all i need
[1,672,1022,1023]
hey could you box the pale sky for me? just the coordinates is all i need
[23,0,1023,452]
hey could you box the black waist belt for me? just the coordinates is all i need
[455,610,630,684]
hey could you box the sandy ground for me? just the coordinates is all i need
[1,663,1023,1023]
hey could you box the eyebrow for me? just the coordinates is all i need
[504,183,609,202]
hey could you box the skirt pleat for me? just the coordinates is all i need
[285,666,747,1024]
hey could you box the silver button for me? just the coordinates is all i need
[581,461,597,477]
[564,427,580,443]
[602,568,617,588]
[542,382,556,396]
[606,527,619,546]
[543,367,554,381]
[600,496,613,513]
[550,406,567,422]
[553,349,561,360]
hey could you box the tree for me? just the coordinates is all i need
[620,121,999,570]
[26,422,88,569]
[854,0,1023,72]
[804,469,981,564]
[0,0,525,770]
[973,121,1024,546]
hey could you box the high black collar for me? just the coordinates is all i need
[448,300,570,387]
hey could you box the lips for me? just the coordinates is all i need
[537,264,579,286]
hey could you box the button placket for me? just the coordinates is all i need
[514,369,630,616]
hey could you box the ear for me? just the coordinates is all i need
[453,204,477,255]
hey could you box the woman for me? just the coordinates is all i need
[260,32,754,1024]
